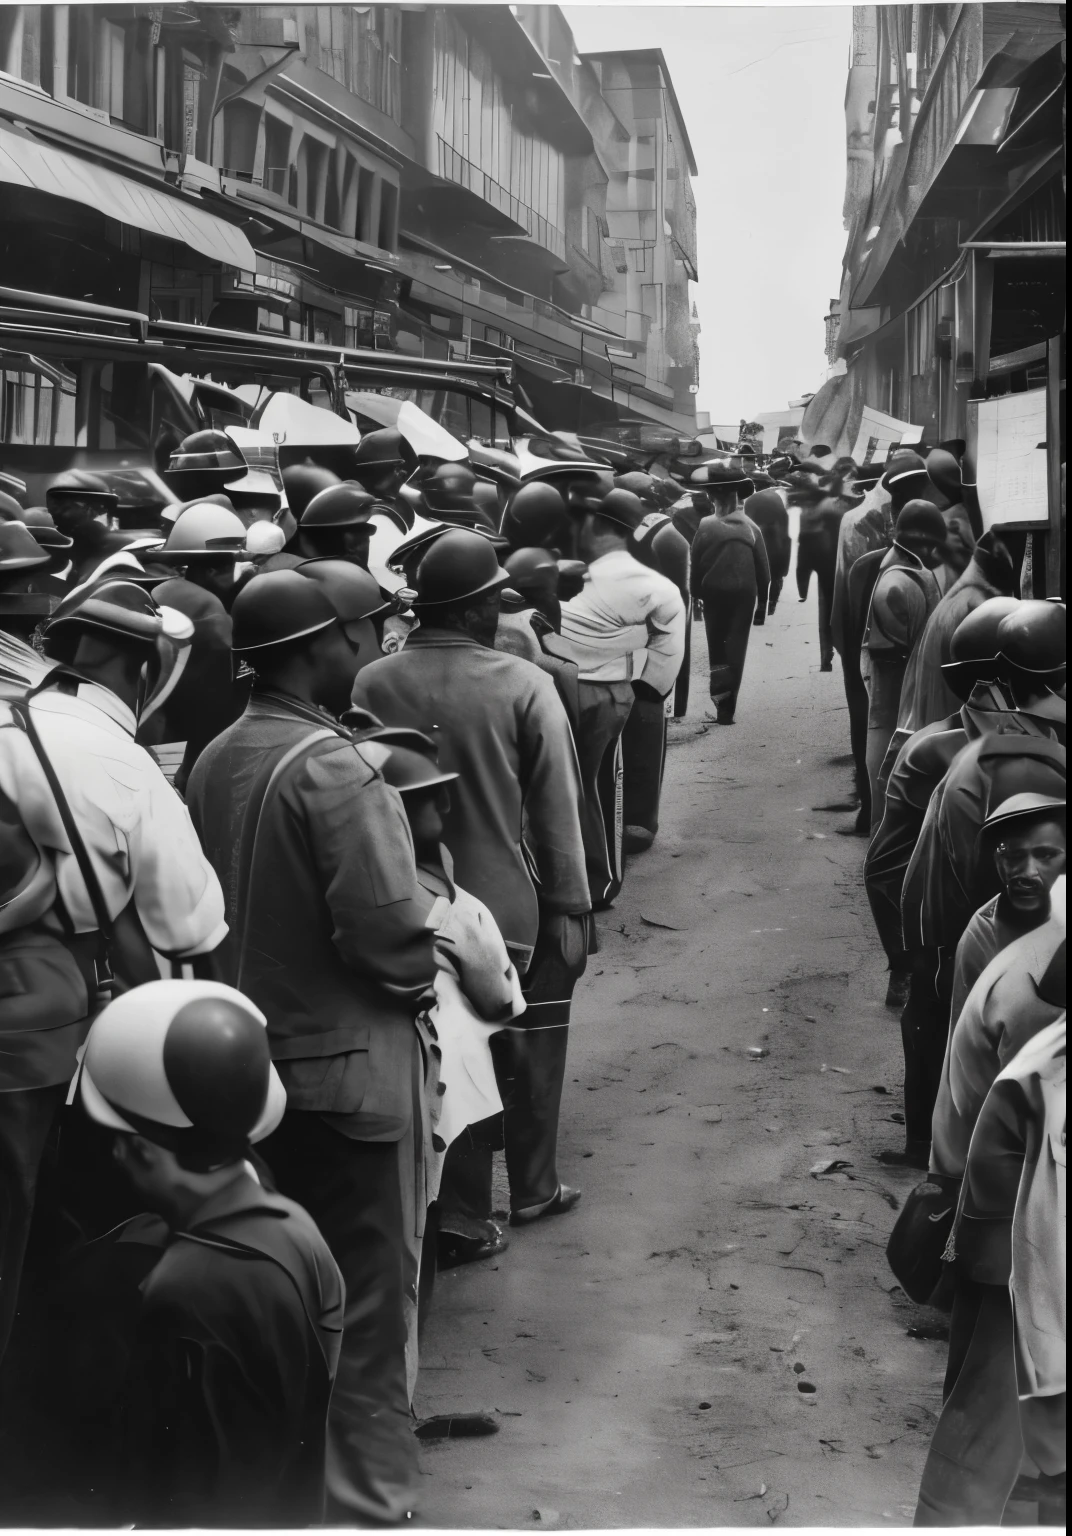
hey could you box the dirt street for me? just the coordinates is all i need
[418,579,951,1528]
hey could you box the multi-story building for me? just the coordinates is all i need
[0,4,700,439]
[814,4,1064,479]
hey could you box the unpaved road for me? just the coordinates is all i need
[417,578,949,1528]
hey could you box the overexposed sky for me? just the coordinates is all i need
[564,5,851,425]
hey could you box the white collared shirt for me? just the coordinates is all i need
[0,679,227,957]
[552,549,686,693]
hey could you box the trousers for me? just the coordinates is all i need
[866,656,908,829]
[438,916,587,1222]
[701,586,755,720]
[0,1084,67,1366]
[843,655,871,823]
[901,949,954,1156]
[673,618,691,719]
[915,1281,1023,1525]
[622,689,668,839]
[261,1113,418,1526]
[575,681,634,908]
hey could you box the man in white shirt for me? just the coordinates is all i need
[544,488,685,907]
[0,578,227,1360]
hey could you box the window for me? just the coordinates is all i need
[315,7,402,125]
[66,9,128,119]
[263,116,292,200]
[0,356,77,446]
[356,166,376,243]
[632,246,649,274]
[345,304,375,349]
[377,181,398,252]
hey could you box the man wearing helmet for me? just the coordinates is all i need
[52,981,344,1526]
[298,483,380,565]
[186,569,437,1526]
[352,531,591,1245]
[45,472,140,587]
[0,580,227,1360]
[543,488,685,899]
[150,501,252,791]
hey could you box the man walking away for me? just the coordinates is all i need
[687,466,769,724]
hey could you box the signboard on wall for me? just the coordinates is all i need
[966,389,1049,530]
[850,406,923,465]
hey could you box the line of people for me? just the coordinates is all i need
[807,435,1067,1525]
[0,424,767,1523]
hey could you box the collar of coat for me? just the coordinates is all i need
[249,684,350,737]
[405,627,489,650]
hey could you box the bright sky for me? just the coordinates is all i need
[564,4,851,427]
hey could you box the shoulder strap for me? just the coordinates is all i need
[234,728,336,990]
[10,700,114,945]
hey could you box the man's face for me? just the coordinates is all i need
[994,817,1066,913]
[313,621,366,716]
[404,784,450,856]
[577,512,602,563]
[342,614,383,676]
[341,526,373,569]
[49,496,103,537]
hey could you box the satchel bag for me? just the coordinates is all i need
[886,1173,962,1304]
[10,701,159,1010]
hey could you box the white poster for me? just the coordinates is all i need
[851,406,923,466]
[970,389,1049,530]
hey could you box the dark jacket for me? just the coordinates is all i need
[186,689,436,1139]
[150,577,248,763]
[352,629,590,968]
[902,721,1066,954]
[689,509,770,612]
[864,712,965,962]
[118,1176,344,1527]
[745,489,791,584]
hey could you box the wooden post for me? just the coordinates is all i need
[1045,334,1065,598]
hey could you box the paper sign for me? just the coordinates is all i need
[969,390,1049,531]
[851,406,923,466]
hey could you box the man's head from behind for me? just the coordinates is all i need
[79,981,286,1228]
[894,500,948,568]
[982,796,1066,918]
[411,528,509,646]
[373,729,459,863]
[230,568,361,716]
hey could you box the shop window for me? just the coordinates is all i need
[0,359,75,447]
[345,304,375,349]
[470,397,492,443]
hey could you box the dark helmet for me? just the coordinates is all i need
[418,462,479,513]
[881,450,929,492]
[45,579,181,648]
[79,980,285,1172]
[230,569,339,653]
[941,596,1022,699]
[354,427,416,473]
[592,488,646,534]
[155,502,247,563]
[365,728,459,794]
[0,521,50,573]
[164,430,247,491]
[300,483,379,530]
[281,459,342,519]
[20,507,74,551]
[0,490,25,521]
[925,448,962,502]
[45,470,119,511]
[297,558,395,622]
[614,472,659,508]
[894,500,948,543]
[501,481,571,551]
[997,601,1066,682]
[412,529,509,610]
[504,547,560,592]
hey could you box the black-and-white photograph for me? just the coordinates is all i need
[0,0,1065,1528]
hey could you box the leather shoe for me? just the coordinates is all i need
[414,1412,499,1440]
[437,1224,508,1268]
[885,971,912,1010]
[877,1145,930,1171]
[510,1183,581,1226]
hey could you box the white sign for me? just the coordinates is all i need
[969,389,1049,530]
[851,406,923,466]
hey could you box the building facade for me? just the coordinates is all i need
[0,4,700,439]
[808,3,1064,483]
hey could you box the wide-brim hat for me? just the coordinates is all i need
[411,528,509,610]
[21,508,74,551]
[688,464,755,497]
[230,568,339,653]
[45,579,192,645]
[0,521,50,572]
[223,470,283,511]
[354,726,460,793]
[45,471,119,508]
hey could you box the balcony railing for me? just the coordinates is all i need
[435,138,566,262]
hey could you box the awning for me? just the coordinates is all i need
[0,121,256,269]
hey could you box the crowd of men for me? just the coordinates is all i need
[0,415,1063,1525]
[824,441,1065,1526]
